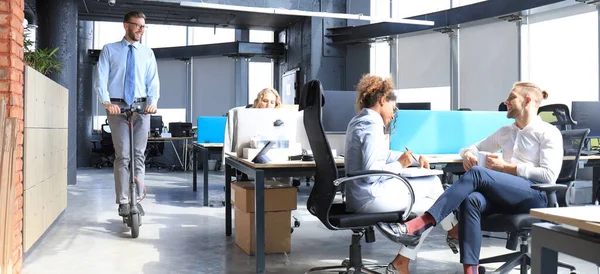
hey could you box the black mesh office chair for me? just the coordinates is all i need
[91,120,114,169]
[537,104,577,130]
[478,128,589,274]
[300,79,416,273]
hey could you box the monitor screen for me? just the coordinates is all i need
[396,102,431,110]
[572,101,600,138]
[150,115,163,132]
[322,90,358,134]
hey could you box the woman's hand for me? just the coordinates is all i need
[398,151,413,168]
[462,151,478,171]
[418,155,430,168]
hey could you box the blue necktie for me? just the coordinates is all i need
[124,44,135,105]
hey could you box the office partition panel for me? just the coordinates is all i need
[459,21,519,111]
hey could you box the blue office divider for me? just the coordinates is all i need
[390,110,514,154]
[196,116,227,143]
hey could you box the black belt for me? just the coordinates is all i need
[110,97,147,103]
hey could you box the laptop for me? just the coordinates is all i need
[252,141,275,164]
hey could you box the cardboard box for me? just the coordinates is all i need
[235,208,291,255]
[232,180,297,213]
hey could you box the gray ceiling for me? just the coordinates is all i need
[26,0,307,31]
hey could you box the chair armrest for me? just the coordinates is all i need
[531,183,567,193]
[334,170,415,221]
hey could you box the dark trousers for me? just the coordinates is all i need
[426,166,548,265]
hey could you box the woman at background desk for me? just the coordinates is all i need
[223,88,283,181]
[345,74,459,274]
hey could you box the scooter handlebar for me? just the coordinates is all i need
[120,106,157,115]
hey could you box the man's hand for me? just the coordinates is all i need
[462,151,478,171]
[418,155,430,168]
[103,103,120,115]
[486,154,506,172]
[144,104,157,114]
[398,151,413,168]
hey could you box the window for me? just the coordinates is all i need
[249,30,274,43]
[395,87,451,110]
[248,59,274,105]
[521,8,599,107]
[370,0,391,77]
[188,26,235,45]
[393,0,450,18]
[94,21,126,49]
[143,24,187,48]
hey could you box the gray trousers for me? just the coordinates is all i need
[107,102,150,204]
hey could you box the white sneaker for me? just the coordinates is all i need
[385,263,400,274]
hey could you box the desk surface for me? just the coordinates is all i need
[226,152,344,168]
[194,142,224,148]
[530,206,600,234]
[423,154,600,164]
[149,136,195,140]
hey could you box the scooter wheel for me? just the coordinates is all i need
[130,213,140,238]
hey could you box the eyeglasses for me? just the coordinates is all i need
[126,22,147,30]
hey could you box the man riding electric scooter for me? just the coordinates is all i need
[94,11,160,238]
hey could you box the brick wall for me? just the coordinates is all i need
[0,0,24,273]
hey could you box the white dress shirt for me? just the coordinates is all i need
[344,108,418,211]
[459,116,563,184]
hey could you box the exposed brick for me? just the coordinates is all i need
[14,178,22,196]
[0,54,8,66]
[12,206,22,227]
[16,131,23,146]
[10,81,21,94]
[0,2,8,12]
[8,104,22,119]
[14,193,22,210]
[0,14,8,26]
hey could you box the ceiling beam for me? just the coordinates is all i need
[326,0,568,45]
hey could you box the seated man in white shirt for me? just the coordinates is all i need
[381,82,563,274]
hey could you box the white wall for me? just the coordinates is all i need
[459,21,519,110]
[191,56,236,119]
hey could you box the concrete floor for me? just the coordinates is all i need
[21,168,597,274]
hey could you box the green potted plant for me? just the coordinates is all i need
[23,29,61,76]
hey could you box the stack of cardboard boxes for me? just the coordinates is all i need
[232,180,297,255]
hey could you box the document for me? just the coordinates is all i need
[400,167,443,178]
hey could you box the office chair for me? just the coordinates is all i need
[498,102,507,111]
[145,141,170,170]
[537,104,577,130]
[91,121,114,169]
[478,128,589,274]
[301,79,417,273]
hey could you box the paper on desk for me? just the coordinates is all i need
[400,167,443,178]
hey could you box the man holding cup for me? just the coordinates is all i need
[382,82,563,274]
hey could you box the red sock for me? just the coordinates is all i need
[405,213,435,235]
[463,264,478,274]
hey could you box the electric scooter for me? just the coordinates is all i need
[120,105,152,238]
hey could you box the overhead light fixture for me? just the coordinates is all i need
[180,2,435,26]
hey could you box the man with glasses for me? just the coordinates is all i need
[94,11,160,217]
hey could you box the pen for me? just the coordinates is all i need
[404,146,419,163]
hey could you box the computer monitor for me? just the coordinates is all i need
[396,102,431,110]
[572,101,600,138]
[233,108,299,157]
[322,90,358,134]
[150,115,163,136]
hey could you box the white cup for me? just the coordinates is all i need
[477,151,490,167]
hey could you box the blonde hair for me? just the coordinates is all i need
[356,74,396,110]
[252,88,282,108]
[513,82,548,105]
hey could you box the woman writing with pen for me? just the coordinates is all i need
[344,74,459,274]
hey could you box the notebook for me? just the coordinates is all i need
[252,141,275,164]
[400,167,443,178]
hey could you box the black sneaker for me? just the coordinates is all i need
[118,203,130,217]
